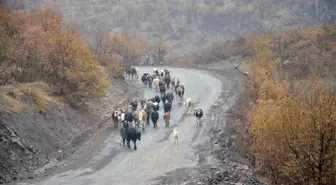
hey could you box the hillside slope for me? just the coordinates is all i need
[6,0,336,52]
[0,5,139,184]
[0,80,138,184]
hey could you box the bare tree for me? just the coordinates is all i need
[151,38,171,65]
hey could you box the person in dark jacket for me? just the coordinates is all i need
[147,75,153,89]
[124,111,133,123]
[146,110,151,125]
[140,99,146,109]
[164,74,171,89]
[151,110,159,128]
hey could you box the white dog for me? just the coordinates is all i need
[184,98,194,114]
[184,98,193,107]
[173,128,179,144]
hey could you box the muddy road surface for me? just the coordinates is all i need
[18,67,226,185]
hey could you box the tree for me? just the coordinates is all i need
[151,38,171,65]
[0,5,110,106]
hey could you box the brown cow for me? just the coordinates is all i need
[163,112,170,127]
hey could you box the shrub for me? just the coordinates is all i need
[20,87,48,113]
[0,5,111,106]
[244,36,336,185]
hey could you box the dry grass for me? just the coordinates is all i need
[19,87,48,113]
[0,82,64,114]
[0,92,24,112]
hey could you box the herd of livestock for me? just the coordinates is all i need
[112,68,204,150]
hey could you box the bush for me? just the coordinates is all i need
[251,84,336,185]
[242,36,336,185]
[0,5,111,106]
[20,87,48,113]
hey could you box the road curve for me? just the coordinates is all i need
[19,67,222,185]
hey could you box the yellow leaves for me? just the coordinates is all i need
[247,32,336,184]
[0,5,110,106]
[109,33,145,57]
[253,37,271,62]
[250,67,336,184]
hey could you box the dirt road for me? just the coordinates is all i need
[17,67,230,185]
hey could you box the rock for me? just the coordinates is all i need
[222,170,229,177]
[242,165,249,170]
[215,171,223,181]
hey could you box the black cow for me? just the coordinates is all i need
[151,110,159,128]
[159,81,165,89]
[154,95,160,104]
[125,67,137,80]
[126,126,141,150]
[167,92,174,103]
[130,99,138,111]
[153,102,160,111]
[147,75,153,89]
[160,86,166,94]
[161,93,167,104]
[194,108,203,118]
[175,85,185,101]
[141,74,148,87]
[164,102,172,113]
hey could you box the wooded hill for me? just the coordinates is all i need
[185,27,336,185]
[5,0,336,52]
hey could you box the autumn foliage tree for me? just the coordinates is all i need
[150,38,171,65]
[0,5,110,106]
[247,38,336,185]
[94,30,145,76]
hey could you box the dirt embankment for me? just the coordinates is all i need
[191,66,261,185]
[0,79,139,184]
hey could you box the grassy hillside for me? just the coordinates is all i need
[3,0,335,52]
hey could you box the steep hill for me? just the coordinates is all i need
[5,0,336,52]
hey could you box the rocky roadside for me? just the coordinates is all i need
[188,68,261,185]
